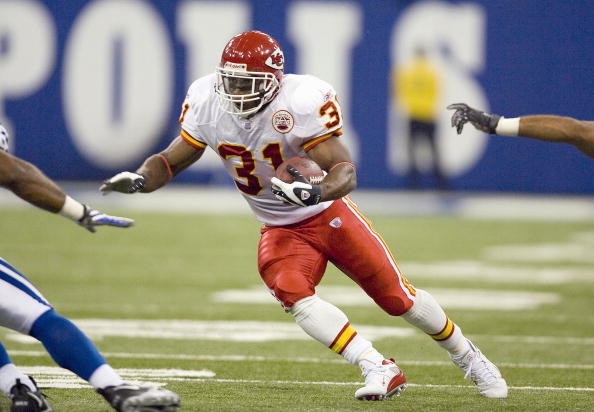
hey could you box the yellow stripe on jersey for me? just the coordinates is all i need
[342,196,416,297]
[181,129,207,149]
[431,318,455,341]
[329,323,357,354]
[302,128,343,152]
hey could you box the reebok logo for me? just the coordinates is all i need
[329,217,342,228]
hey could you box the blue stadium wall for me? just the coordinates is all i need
[1,0,592,193]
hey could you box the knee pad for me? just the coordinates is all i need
[270,272,314,309]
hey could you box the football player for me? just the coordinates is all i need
[448,103,594,159]
[0,123,180,412]
[102,31,507,400]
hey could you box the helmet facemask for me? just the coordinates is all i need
[215,65,279,118]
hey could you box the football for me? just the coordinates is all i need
[275,157,324,184]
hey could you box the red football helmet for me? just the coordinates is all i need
[215,31,284,117]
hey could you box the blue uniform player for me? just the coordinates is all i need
[0,123,180,412]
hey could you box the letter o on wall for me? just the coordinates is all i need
[63,0,173,169]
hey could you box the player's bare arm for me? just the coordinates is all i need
[0,149,66,212]
[270,136,355,207]
[0,147,133,232]
[518,116,594,158]
[100,135,205,194]
[448,103,594,159]
[306,136,356,201]
[136,136,205,192]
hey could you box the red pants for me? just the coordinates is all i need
[258,197,416,315]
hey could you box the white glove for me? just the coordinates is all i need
[100,172,145,194]
[270,169,322,207]
[78,206,134,233]
[0,123,9,152]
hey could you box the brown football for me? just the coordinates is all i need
[275,157,324,184]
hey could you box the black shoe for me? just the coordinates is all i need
[10,377,52,412]
[98,383,180,412]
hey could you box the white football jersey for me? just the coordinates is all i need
[180,73,344,226]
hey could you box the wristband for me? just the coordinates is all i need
[329,161,356,173]
[155,154,173,180]
[58,195,85,221]
[495,117,520,136]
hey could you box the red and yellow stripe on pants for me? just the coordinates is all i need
[329,323,357,354]
[430,318,455,341]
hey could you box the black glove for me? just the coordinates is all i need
[270,166,322,207]
[447,103,501,134]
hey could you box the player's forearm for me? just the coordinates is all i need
[517,116,594,158]
[136,154,173,192]
[320,163,356,201]
[3,156,66,212]
[518,115,584,144]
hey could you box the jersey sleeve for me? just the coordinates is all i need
[178,79,208,150]
[290,76,344,152]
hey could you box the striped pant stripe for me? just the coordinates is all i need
[0,258,49,306]
[341,197,417,299]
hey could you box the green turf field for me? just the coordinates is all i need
[0,208,592,411]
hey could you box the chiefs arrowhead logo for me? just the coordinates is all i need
[265,47,284,70]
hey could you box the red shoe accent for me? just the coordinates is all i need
[386,370,407,394]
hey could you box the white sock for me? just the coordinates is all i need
[401,289,470,356]
[356,347,386,374]
[0,364,35,395]
[88,364,124,390]
[290,295,375,365]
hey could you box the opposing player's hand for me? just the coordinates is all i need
[447,103,501,135]
[271,166,322,207]
[0,122,9,152]
[100,172,145,194]
[78,206,134,233]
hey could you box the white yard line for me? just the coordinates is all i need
[9,350,593,370]
[213,286,560,310]
[5,318,593,346]
[14,366,594,392]
[188,379,594,392]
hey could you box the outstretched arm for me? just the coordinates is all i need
[448,103,594,159]
[137,136,205,192]
[101,136,205,194]
[0,150,133,232]
[518,116,594,158]
[0,150,67,213]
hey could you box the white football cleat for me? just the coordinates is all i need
[450,339,508,398]
[355,358,407,401]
